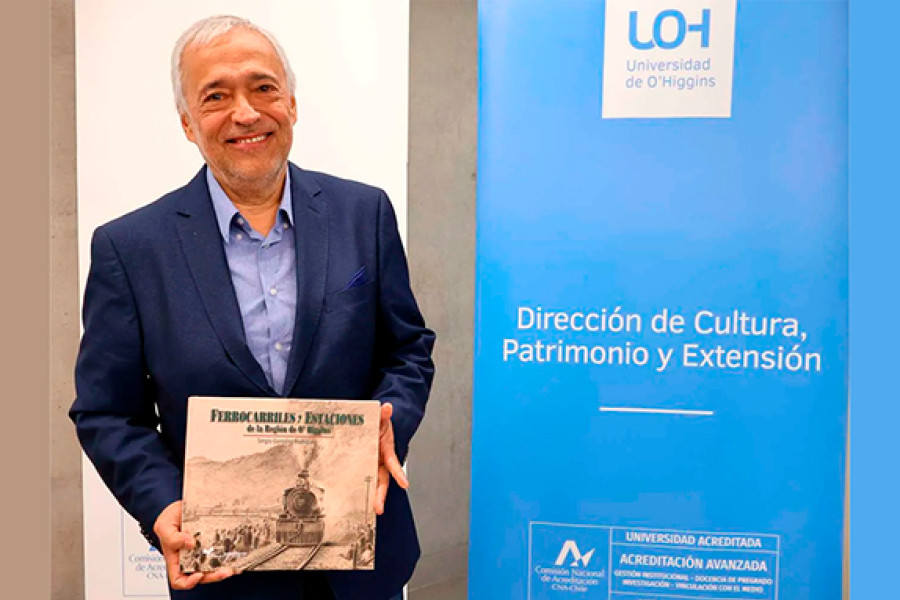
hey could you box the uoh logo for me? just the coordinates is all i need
[603,0,735,118]
[554,540,595,567]
[629,9,710,50]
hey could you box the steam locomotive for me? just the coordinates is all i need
[274,471,326,546]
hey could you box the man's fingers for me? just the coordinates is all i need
[375,465,389,515]
[161,531,193,553]
[377,401,409,496]
[153,500,184,540]
[169,564,234,589]
[158,525,203,590]
[199,567,235,584]
[163,548,182,576]
[163,550,179,582]
[170,570,204,590]
[153,501,203,589]
[383,452,409,489]
[164,541,202,590]
[157,527,188,551]
[379,402,394,439]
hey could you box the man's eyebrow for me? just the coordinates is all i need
[198,72,279,98]
[199,79,226,97]
[247,72,279,84]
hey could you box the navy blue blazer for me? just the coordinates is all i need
[70,163,436,600]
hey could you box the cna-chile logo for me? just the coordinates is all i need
[554,540,595,567]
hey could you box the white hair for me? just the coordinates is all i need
[171,15,297,113]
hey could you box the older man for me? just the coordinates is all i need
[70,15,435,600]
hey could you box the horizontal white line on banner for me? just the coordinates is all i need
[599,406,714,416]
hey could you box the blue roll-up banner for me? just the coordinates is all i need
[471,1,847,600]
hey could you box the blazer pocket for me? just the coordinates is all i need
[324,280,375,314]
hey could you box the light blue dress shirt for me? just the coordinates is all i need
[207,167,297,395]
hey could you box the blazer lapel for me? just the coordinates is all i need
[283,164,328,395]
[173,167,274,395]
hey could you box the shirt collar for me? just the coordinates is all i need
[206,166,294,242]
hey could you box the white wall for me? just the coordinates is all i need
[75,1,409,597]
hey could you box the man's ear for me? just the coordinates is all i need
[180,112,197,143]
[289,95,298,125]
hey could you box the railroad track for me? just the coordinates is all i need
[295,543,323,570]
[241,543,322,571]
[241,544,288,571]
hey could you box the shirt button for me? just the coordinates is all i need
[237,217,245,225]
[283,223,289,230]
[236,233,244,240]
[269,287,277,296]
[274,342,283,351]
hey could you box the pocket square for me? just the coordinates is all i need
[342,266,369,290]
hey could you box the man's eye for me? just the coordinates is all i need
[258,84,274,93]
[203,93,224,103]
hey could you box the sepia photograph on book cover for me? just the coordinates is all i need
[179,396,380,573]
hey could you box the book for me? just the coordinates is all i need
[178,396,380,573]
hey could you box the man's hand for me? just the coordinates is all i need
[374,402,409,515]
[153,500,235,590]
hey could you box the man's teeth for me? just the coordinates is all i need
[235,134,267,144]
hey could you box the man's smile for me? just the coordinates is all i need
[227,132,273,144]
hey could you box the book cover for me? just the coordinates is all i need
[179,396,380,573]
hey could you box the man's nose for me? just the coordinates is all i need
[232,94,260,125]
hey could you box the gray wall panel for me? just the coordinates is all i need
[51,1,84,599]
[407,1,477,598]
